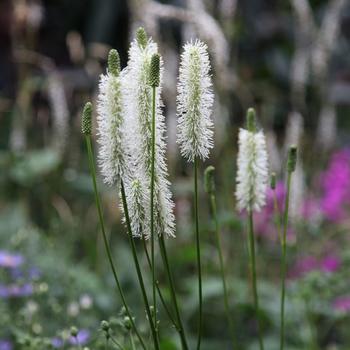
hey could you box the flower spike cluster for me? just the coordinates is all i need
[236,108,269,212]
[96,49,127,186]
[177,40,214,162]
[122,30,175,238]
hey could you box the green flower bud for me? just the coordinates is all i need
[123,316,132,331]
[148,54,160,87]
[81,102,92,135]
[70,326,78,337]
[100,320,110,332]
[287,145,297,173]
[246,107,256,133]
[270,172,276,190]
[108,49,120,77]
[204,166,215,194]
[136,27,148,49]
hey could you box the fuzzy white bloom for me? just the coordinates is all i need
[96,52,126,186]
[123,34,175,238]
[236,127,269,212]
[177,40,214,162]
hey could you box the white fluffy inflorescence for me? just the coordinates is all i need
[177,40,214,162]
[96,50,126,186]
[236,114,269,212]
[122,32,175,238]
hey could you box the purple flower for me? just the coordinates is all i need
[69,329,90,345]
[0,251,24,268]
[321,255,341,273]
[0,340,13,350]
[51,337,64,348]
[0,284,33,298]
[333,296,350,313]
[321,149,350,221]
[290,254,341,278]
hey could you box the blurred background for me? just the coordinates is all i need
[1,0,350,349]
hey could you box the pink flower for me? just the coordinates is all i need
[333,296,350,313]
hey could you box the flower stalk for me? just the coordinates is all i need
[280,145,297,350]
[204,166,237,348]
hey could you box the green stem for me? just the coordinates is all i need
[130,331,136,350]
[273,190,283,244]
[194,156,203,350]
[142,238,178,328]
[209,193,237,348]
[120,181,160,350]
[280,171,292,350]
[84,136,146,350]
[109,335,125,350]
[159,235,189,350]
[248,209,264,350]
[150,85,157,334]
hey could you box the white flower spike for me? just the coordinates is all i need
[123,28,175,238]
[96,49,127,187]
[236,108,269,212]
[177,40,214,162]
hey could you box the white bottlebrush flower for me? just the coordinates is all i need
[235,113,269,212]
[123,30,175,238]
[177,39,214,162]
[96,50,126,187]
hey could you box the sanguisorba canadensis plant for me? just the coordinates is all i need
[177,39,214,350]
[236,108,268,350]
[95,47,160,350]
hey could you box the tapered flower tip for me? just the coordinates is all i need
[270,172,276,189]
[136,27,148,49]
[247,108,256,132]
[148,53,160,87]
[204,165,215,194]
[287,145,297,173]
[70,327,78,337]
[81,102,92,135]
[108,49,120,77]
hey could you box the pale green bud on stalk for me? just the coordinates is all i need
[108,49,120,77]
[148,54,160,87]
[100,320,110,332]
[81,102,92,135]
[287,145,297,173]
[247,107,257,133]
[204,166,215,194]
[270,172,277,190]
[136,27,148,49]
[70,326,78,337]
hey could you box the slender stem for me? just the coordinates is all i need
[248,209,264,350]
[130,331,136,350]
[150,85,157,333]
[194,156,203,350]
[120,181,160,350]
[109,335,125,350]
[209,193,237,348]
[159,235,189,350]
[142,238,178,327]
[273,191,283,244]
[280,171,292,350]
[84,136,146,350]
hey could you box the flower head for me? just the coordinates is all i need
[96,49,127,186]
[122,29,175,237]
[235,108,269,212]
[177,40,214,162]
